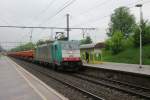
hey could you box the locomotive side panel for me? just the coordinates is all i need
[35,44,52,63]
[52,41,63,65]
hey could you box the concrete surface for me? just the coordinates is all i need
[0,56,68,100]
[84,62,150,76]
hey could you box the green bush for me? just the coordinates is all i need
[11,42,35,51]
[133,21,150,47]
[80,36,93,45]
[103,45,150,65]
[106,31,124,54]
[122,35,134,48]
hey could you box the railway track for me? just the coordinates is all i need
[79,72,150,91]
[13,59,105,100]
[71,72,150,100]
[12,58,149,100]
[42,72,105,100]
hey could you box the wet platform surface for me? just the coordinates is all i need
[84,62,150,76]
[0,56,68,100]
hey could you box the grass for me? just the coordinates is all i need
[102,45,150,65]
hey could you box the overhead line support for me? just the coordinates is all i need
[0,25,96,30]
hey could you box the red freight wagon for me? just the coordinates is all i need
[8,50,34,59]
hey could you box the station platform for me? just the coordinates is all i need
[0,56,68,100]
[84,62,150,76]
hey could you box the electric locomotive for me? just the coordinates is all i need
[35,40,82,71]
[8,40,82,71]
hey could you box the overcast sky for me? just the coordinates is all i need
[0,0,150,49]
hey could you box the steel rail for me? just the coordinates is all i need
[13,59,105,100]
[78,72,150,91]
[71,73,150,99]
[44,73,105,100]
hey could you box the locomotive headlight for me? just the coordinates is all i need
[69,51,73,54]
[69,50,74,57]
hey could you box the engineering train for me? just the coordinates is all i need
[8,40,83,71]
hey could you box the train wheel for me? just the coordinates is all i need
[52,64,55,70]
[52,64,57,70]
[54,65,58,71]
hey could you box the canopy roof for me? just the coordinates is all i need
[80,42,105,49]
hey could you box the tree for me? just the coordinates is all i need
[80,36,92,45]
[133,20,150,47]
[107,7,136,38]
[36,40,45,46]
[36,39,53,46]
[106,31,124,54]
[11,42,35,51]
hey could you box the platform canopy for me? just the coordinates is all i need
[80,42,105,50]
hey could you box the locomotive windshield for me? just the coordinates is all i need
[61,42,79,50]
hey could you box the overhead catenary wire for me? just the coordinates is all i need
[78,0,112,16]
[31,0,56,22]
[26,0,56,36]
[76,0,142,26]
[70,0,149,42]
[32,0,77,36]
[1,0,149,45]
[73,0,149,27]
[0,25,96,30]
[26,0,55,39]
[39,0,77,26]
[0,25,96,44]
[0,40,29,43]
[69,0,111,27]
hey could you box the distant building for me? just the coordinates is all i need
[80,42,105,64]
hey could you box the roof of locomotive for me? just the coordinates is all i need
[80,42,105,49]
[36,40,80,48]
[53,40,80,45]
[36,43,51,48]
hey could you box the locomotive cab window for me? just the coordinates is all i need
[61,42,79,50]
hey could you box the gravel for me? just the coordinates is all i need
[11,58,146,100]
[82,67,150,88]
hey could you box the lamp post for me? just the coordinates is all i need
[135,4,143,68]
